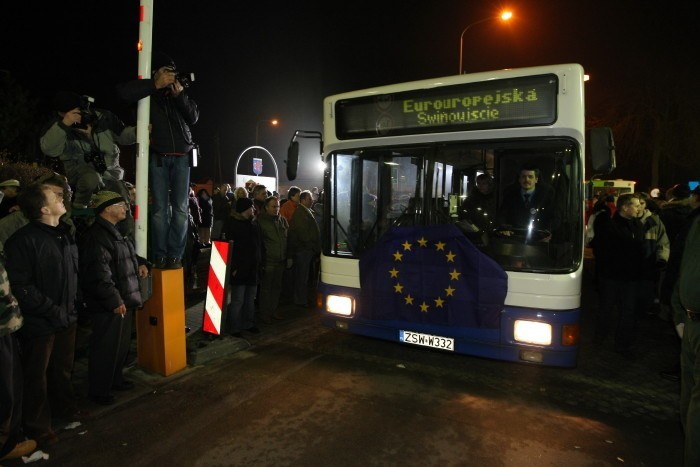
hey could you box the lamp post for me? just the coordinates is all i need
[253,118,279,179]
[458,10,513,74]
[255,118,279,152]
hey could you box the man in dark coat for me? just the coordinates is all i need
[78,191,150,406]
[460,173,496,233]
[497,164,555,234]
[116,52,199,269]
[222,197,262,336]
[672,209,700,466]
[592,193,645,358]
[0,260,37,460]
[5,182,79,447]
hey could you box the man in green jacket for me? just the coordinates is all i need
[289,190,320,308]
[257,196,288,322]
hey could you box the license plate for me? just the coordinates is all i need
[399,330,454,351]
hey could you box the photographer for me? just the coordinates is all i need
[116,52,199,270]
[40,91,136,209]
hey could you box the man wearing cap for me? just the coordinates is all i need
[222,197,262,337]
[78,191,150,406]
[39,91,136,209]
[0,179,20,219]
[117,51,200,270]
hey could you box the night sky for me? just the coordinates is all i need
[3,0,698,191]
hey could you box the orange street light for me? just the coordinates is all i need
[459,10,513,74]
[256,119,279,147]
[255,119,279,158]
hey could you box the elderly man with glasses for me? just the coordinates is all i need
[77,191,150,406]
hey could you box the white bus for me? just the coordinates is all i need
[287,64,614,367]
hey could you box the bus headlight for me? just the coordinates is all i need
[513,320,552,345]
[326,295,354,316]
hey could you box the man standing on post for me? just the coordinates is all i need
[117,52,200,269]
[79,191,150,406]
[5,182,80,447]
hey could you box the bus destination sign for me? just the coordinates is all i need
[335,74,558,139]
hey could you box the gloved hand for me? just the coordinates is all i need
[676,323,685,339]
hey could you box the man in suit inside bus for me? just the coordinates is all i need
[497,163,555,236]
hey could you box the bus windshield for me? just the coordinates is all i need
[326,138,582,273]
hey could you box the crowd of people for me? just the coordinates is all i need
[585,183,700,466]
[0,174,323,461]
[191,182,322,336]
[0,48,319,461]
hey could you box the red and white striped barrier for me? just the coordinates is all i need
[202,240,230,335]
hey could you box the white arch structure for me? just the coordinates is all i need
[234,145,279,191]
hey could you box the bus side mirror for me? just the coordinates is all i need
[286,141,299,181]
[590,127,616,174]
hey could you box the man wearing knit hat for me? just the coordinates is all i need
[117,51,200,270]
[222,197,262,337]
[78,191,150,406]
[39,91,136,209]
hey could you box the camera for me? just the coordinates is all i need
[73,95,98,129]
[166,67,195,89]
[84,149,107,173]
[176,70,195,88]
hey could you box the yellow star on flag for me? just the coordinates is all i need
[435,241,446,251]
[419,302,430,312]
[402,240,412,251]
[393,251,403,261]
[394,283,404,294]
[389,268,399,278]
[417,237,428,247]
[434,297,445,307]
[404,295,414,305]
[445,251,456,263]
[445,285,456,297]
[449,269,461,280]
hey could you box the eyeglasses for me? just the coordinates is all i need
[111,202,128,209]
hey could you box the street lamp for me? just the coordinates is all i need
[253,118,279,178]
[255,118,279,149]
[458,10,513,74]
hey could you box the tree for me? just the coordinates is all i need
[0,72,41,162]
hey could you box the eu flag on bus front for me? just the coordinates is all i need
[358,225,507,328]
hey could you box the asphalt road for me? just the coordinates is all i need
[40,308,683,465]
[26,251,684,466]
